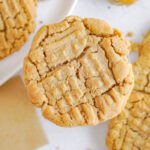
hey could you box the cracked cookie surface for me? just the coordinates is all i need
[107,31,150,150]
[24,16,134,127]
[133,31,150,94]
[107,91,150,150]
[0,0,36,59]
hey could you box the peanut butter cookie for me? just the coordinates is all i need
[133,31,150,93]
[107,31,150,150]
[24,16,134,127]
[110,0,137,5]
[107,91,150,150]
[0,0,36,59]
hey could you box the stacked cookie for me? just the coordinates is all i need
[0,0,36,59]
[106,32,150,150]
[24,16,134,127]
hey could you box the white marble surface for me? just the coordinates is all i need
[19,0,150,150]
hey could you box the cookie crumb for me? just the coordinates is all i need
[126,32,133,37]
[129,41,140,52]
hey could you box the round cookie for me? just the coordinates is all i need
[106,91,150,150]
[133,31,150,93]
[0,0,36,59]
[24,16,134,127]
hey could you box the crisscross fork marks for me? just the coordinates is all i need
[24,16,134,127]
[0,0,36,59]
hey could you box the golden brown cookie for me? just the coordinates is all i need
[0,0,36,59]
[24,16,134,127]
[133,31,150,93]
[106,91,150,150]
[110,0,137,5]
[107,31,150,150]
[129,41,140,52]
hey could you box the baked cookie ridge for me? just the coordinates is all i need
[24,16,134,127]
[0,0,36,59]
[106,91,150,150]
[133,31,150,94]
[107,30,150,150]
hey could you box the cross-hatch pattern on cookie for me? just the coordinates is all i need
[106,30,150,150]
[24,16,134,127]
[133,31,150,94]
[0,0,36,59]
[107,91,150,150]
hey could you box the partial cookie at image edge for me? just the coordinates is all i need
[106,90,150,150]
[0,0,36,59]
